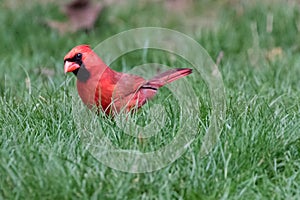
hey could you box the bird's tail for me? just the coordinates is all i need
[144,68,192,89]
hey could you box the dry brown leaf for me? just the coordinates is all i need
[266,47,283,62]
[46,0,103,34]
[63,0,103,31]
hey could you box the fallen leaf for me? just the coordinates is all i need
[63,0,103,31]
[46,0,103,34]
[265,47,283,62]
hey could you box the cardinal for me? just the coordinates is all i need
[64,45,192,114]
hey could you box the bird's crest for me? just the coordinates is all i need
[64,44,92,61]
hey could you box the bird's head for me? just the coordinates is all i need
[64,44,110,83]
[64,44,93,75]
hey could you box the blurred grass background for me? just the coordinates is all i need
[1,0,300,199]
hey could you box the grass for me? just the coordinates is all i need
[1,0,300,199]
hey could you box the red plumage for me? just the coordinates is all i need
[64,45,192,114]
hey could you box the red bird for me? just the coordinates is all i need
[64,45,192,114]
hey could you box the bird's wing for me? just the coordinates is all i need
[110,74,146,112]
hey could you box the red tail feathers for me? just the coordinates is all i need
[146,68,192,88]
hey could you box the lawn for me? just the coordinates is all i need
[1,0,300,199]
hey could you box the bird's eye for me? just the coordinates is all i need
[75,53,82,60]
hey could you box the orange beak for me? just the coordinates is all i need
[64,61,80,74]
